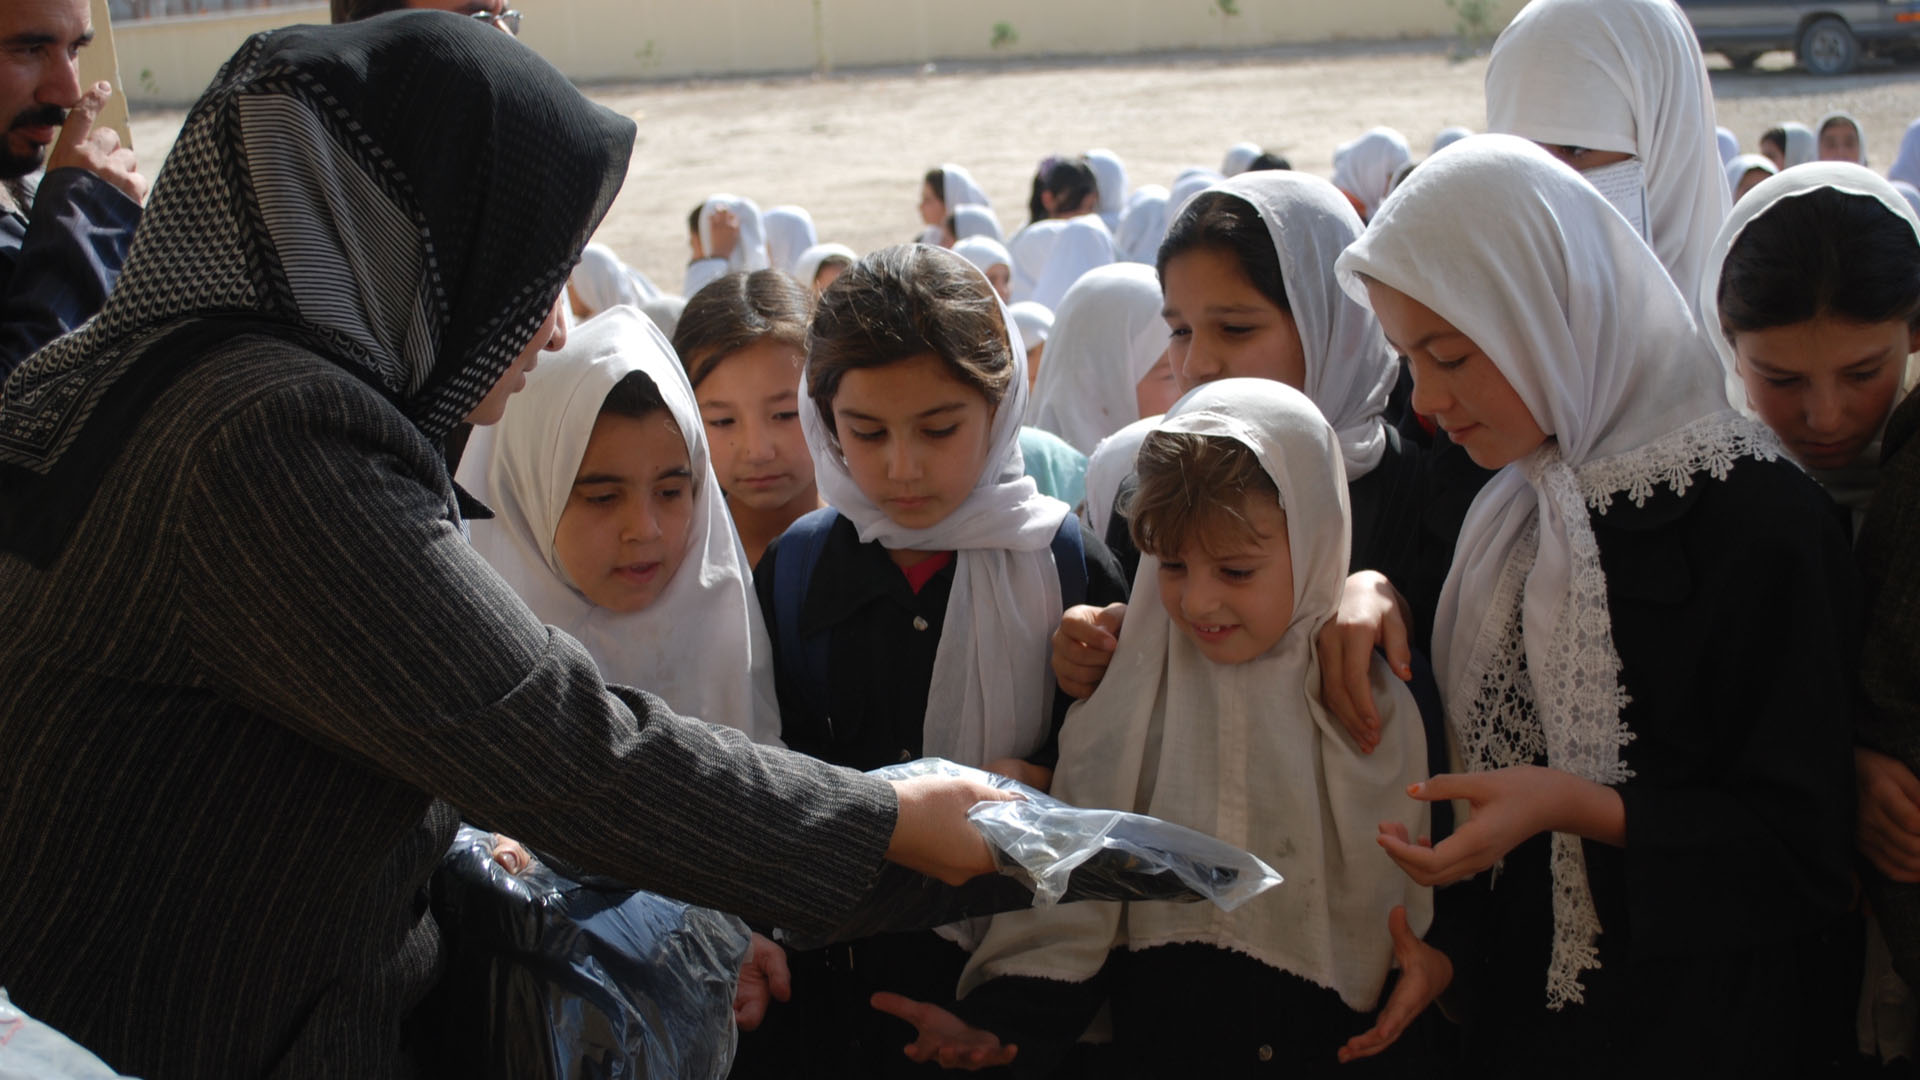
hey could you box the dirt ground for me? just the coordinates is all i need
[127,42,1920,293]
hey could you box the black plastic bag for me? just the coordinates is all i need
[425,826,750,1080]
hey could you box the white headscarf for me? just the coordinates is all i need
[940,163,992,210]
[1007,300,1054,350]
[1891,118,1920,188]
[1896,180,1920,218]
[1026,216,1116,312]
[960,379,1431,1011]
[952,235,1013,278]
[1222,141,1264,176]
[1168,167,1225,217]
[1211,170,1399,480]
[1697,163,1920,527]
[639,295,686,340]
[763,205,818,276]
[1432,126,1474,155]
[1087,148,1130,230]
[1082,414,1157,540]
[792,242,857,290]
[1716,125,1740,165]
[1724,153,1778,197]
[468,307,782,745]
[1336,135,1779,1009]
[1780,121,1818,167]
[1029,263,1169,456]
[1485,0,1730,294]
[800,246,1068,766]
[950,203,1006,245]
[1330,127,1412,219]
[1817,111,1868,165]
[1116,184,1171,264]
[570,243,646,316]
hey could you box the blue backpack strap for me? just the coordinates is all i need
[773,507,840,724]
[1050,514,1088,611]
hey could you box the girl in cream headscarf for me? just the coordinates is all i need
[467,306,781,745]
[1335,134,1857,1074]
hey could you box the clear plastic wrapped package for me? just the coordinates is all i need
[424,826,751,1080]
[872,758,1282,910]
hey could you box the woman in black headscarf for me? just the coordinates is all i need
[0,14,1004,1078]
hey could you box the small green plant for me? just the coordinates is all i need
[1216,0,1241,15]
[138,68,159,97]
[990,21,1019,49]
[634,39,658,69]
[1446,0,1498,58]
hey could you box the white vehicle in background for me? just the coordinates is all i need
[1678,0,1920,74]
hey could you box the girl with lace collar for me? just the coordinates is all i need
[1335,135,1859,1074]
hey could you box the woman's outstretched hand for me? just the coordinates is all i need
[885,774,1019,885]
[1377,767,1625,887]
[1338,905,1452,1064]
[1316,572,1414,754]
[870,992,1018,1069]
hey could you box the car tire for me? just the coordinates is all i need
[1797,16,1860,75]
[1723,50,1760,70]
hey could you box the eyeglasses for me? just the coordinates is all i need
[471,8,523,36]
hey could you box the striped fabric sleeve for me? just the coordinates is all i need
[175,368,897,939]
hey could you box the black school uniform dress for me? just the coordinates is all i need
[733,513,1129,1079]
[1428,455,1859,1079]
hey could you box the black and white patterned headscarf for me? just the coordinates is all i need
[0,11,634,565]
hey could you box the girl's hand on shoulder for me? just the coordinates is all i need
[1052,602,1126,699]
[869,992,1018,1069]
[1337,905,1452,1064]
[1317,571,1414,754]
[733,932,791,1032]
[1856,746,1920,883]
[1377,766,1623,887]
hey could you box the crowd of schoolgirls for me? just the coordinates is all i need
[448,0,1920,1075]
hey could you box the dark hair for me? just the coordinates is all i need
[331,0,403,21]
[806,244,1013,439]
[600,370,672,422]
[1760,127,1787,153]
[1717,187,1920,338]
[1027,155,1100,224]
[923,168,946,204]
[1128,430,1281,558]
[687,204,704,236]
[1155,191,1290,314]
[672,270,813,387]
[1820,115,1859,138]
[1248,152,1292,172]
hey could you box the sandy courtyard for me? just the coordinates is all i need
[128,43,1919,292]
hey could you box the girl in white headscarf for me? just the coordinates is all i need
[1116,184,1171,264]
[1331,127,1411,221]
[1029,262,1175,456]
[1169,166,1225,216]
[762,205,818,277]
[1020,217,1116,312]
[1086,148,1129,230]
[946,203,1006,246]
[1724,153,1778,201]
[1335,134,1856,1074]
[920,163,993,236]
[1763,120,1818,169]
[1006,300,1053,387]
[684,194,770,298]
[792,241,857,296]
[1698,159,1920,1074]
[468,306,781,745]
[1716,125,1740,165]
[749,244,1129,1076]
[1892,118,1920,188]
[1484,0,1730,293]
[951,235,1013,301]
[1818,111,1869,164]
[567,242,661,321]
[1432,125,1474,155]
[1222,141,1264,176]
[877,379,1441,1074]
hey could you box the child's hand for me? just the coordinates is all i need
[706,207,741,260]
[733,932,791,1031]
[869,992,1018,1069]
[1052,602,1126,699]
[488,833,532,875]
[1856,746,1920,882]
[983,758,1053,793]
[1316,571,1414,754]
[1337,905,1451,1063]
[1378,767,1624,886]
